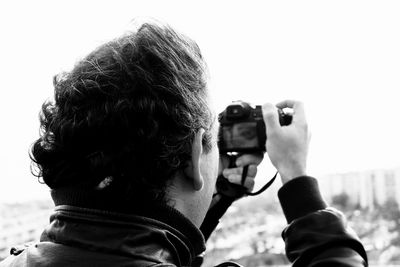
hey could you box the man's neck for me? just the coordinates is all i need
[165,182,207,228]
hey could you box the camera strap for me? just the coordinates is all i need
[201,158,278,240]
[201,170,278,240]
[246,170,278,196]
[240,165,249,186]
[217,154,278,197]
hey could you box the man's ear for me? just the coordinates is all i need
[184,129,204,191]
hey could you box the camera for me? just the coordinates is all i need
[218,101,292,154]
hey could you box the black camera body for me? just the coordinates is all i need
[218,101,292,154]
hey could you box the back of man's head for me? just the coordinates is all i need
[31,23,213,205]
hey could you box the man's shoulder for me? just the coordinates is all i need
[0,241,173,267]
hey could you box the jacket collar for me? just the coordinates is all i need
[49,187,206,264]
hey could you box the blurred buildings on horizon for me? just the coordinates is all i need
[319,167,400,210]
[0,201,53,260]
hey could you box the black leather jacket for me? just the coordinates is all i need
[0,177,368,266]
[0,204,205,266]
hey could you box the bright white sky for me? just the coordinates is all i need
[0,0,399,203]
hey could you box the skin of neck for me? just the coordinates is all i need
[165,174,211,228]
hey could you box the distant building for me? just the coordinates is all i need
[319,167,400,210]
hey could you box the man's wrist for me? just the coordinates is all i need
[278,166,307,184]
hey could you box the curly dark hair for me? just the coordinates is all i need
[31,23,213,202]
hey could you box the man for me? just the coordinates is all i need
[0,23,367,266]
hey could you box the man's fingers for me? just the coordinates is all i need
[223,165,257,178]
[236,153,264,167]
[276,99,297,109]
[262,103,279,132]
[219,153,262,179]
[226,174,255,190]
[276,100,306,125]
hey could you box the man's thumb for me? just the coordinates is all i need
[262,103,279,133]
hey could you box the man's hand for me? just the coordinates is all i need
[262,100,310,184]
[218,153,264,193]
[201,153,264,241]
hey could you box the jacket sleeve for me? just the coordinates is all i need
[278,176,368,266]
